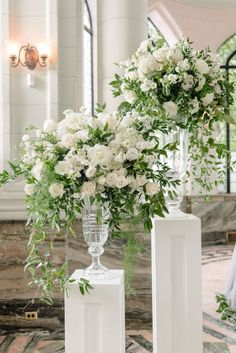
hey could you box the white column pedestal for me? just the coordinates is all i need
[65,270,125,353]
[151,215,203,353]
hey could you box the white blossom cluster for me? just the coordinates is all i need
[117,38,226,121]
[22,109,160,201]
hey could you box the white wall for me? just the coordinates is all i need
[0,0,85,219]
[148,0,236,51]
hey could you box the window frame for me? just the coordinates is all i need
[83,0,94,114]
[220,49,236,193]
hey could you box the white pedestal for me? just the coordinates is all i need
[151,215,203,353]
[65,270,125,353]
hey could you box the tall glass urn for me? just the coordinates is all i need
[82,200,109,277]
[165,124,189,217]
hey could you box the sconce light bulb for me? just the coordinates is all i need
[5,40,21,57]
[36,42,51,58]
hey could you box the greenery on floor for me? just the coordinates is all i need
[216,293,236,326]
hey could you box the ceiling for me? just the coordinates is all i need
[148,0,236,9]
[177,0,236,7]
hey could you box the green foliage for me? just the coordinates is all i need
[216,293,236,326]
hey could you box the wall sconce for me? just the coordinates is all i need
[6,41,50,70]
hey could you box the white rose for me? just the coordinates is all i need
[202,92,214,107]
[195,59,209,74]
[76,129,89,141]
[55,161,71,176]
[32,160,44,181]
[146,182,159,196]
[125,70,138,81]
[163,101,178,117]
[85,166,96,178]
[88,144,112,166]
[137,175,148,186]
[153,47,169,63]
[61,133,77,149]
[114,175,129,189]
[177,59,190,71]
[105,173,117,187]
[24,183,35,196]
[97,113,118,130]
[117,168,128,176]
[64,112,86,130]
[126,148,139,161]
[49,183,65,198]
[171,48,184,64]
[43,119,57,133]
[123,90,137,104]
[81,181,96,197]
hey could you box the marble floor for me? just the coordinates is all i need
[0,244,236,353]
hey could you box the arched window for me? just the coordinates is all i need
[83,0,94,114]
[148,18,167,45]
[218,35,236,193]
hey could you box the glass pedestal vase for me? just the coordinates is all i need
[165,124,189,218]
[82,201,109,277]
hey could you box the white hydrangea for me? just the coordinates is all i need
[140,78,157,92]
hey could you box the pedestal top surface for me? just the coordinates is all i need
[71,269,124,285]
[153,214,200,222]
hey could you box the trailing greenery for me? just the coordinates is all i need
[0,108,180,303]
[216,293,236,326]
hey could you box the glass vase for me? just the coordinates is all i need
[165,124,189,218]
[82,200,109,277]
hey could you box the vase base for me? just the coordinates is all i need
[83,264,109,278]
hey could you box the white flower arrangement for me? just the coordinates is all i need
[111,38,231,125]
[111,38,235,194]
[0,107,178,302]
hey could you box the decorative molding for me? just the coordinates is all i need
[0,190,27,220]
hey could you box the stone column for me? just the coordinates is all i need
[97,0,147,111]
